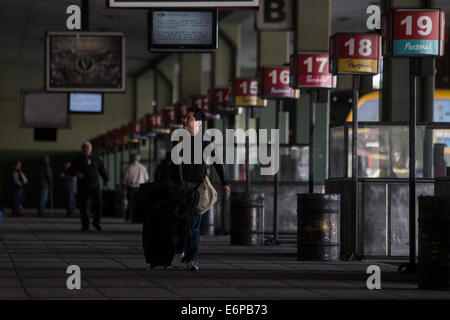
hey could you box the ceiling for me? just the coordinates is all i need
[0,0,449,76]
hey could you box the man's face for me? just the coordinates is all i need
[183,112,201,133]
[82,145,92,157]
[17,162,21,170]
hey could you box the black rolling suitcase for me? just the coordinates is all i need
[139,183,175,268]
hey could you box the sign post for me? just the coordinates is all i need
[329,33,382,260]
[258,66,299,245]
[290,52,334,194]
[229,78,267,194]
[383,9,445,273]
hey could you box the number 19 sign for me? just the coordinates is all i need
[329,33,382,75]
[383,9,445,57]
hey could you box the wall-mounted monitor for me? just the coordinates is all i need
[46,31,125,92]
[21,91,70,129]
[109,0,259,8]
[148,8,218,53]
[69,93,104,114]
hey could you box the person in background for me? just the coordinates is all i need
[123,154,149,222]
[11,161,27,217]
[61,162,77,217]
[69,142,109,231]
[36,156,53,217]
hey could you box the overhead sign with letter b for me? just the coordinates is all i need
[256,0,293,31]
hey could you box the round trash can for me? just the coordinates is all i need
[418,196,450,290]
[230,192,264,245]
[297,194,340,261]
[200,206,215,236]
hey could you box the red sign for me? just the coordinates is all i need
[208,88,232,114]
[174,101,188,118]
[291,53,333,88]
[188,95,209,113]
[384,9,444,56]
[229,78,267,107]
[129,121,140,135]
[113,128,122,145]
[329,33,381,74]
[163,107,175,125]
[258,66,298,99]
[146,114,162,129]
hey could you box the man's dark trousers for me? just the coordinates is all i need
[78,187,102,229]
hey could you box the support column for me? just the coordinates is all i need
[295,0,331,184]
[180,54,203,100]
[258,31,290,145]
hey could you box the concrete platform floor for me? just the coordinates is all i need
[0,212,449,300]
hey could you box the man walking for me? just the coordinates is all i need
[11,161,27,217]
[69,142,109,231]
[123,154,149,222]
[61,162,77,217]
[36,156,52,217]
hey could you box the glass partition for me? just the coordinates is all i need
[330,122,450,179]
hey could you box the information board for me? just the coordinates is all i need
[109,0,259,7]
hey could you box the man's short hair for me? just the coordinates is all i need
[131,154,140,162]
[82,141,92,150]
[187,107,205,122]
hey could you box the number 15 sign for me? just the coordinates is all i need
[383,9,445,57]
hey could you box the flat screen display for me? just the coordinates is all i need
[21,91,70,129]
[69,93,104,114]
[148,9,218,52]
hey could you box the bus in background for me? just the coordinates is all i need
[339,90,450,179]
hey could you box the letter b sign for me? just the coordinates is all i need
[257,0,293,31]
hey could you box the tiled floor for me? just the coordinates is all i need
[0,213,449,300]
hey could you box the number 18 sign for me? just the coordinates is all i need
[383,9,445,57]
[329,33,382,75]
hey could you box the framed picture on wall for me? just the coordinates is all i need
[45,31,126,92]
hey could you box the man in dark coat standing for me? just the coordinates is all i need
[36,156,52,217]
[69,142,109,231]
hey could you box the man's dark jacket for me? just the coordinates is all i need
[68,154,109,189]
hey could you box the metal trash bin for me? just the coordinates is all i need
[297,194,341,261]
[418,196,450,290]
[230,192,264,245]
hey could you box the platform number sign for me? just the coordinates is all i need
[229,78,267,108]
[290,53,333,88]
[329,33,382,75]
[258,66,298,99]
[189,95,209,113]
[383,9,445,57]
[208,88,233,114]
